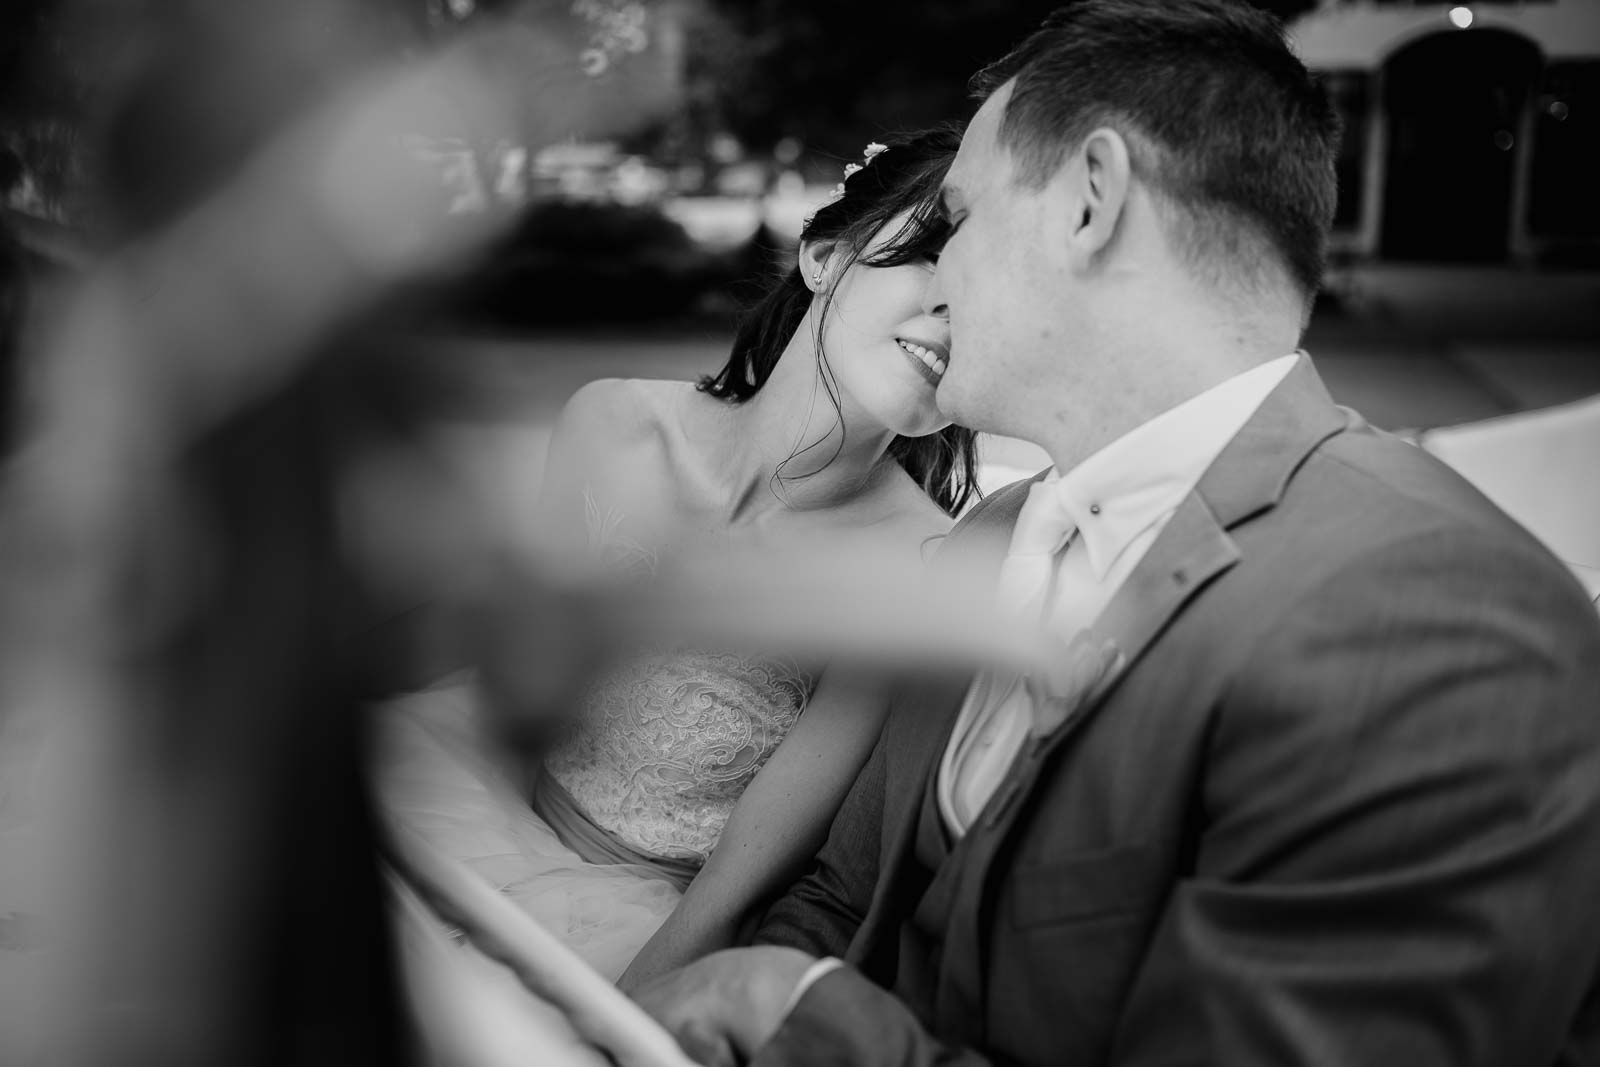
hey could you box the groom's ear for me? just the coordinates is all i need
[1064,128,1132,267]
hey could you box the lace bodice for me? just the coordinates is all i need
[542,650,813,865]
[541,490,814,867]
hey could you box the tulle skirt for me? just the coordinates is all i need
[372,677,683,982]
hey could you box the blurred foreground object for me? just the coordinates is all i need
[0,1,682,1065]
[386,824,695,1067]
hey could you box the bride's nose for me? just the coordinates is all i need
[922,265,949,319]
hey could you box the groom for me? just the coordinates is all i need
[636,2,1600,1064]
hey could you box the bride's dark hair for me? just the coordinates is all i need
[698,126,980,516]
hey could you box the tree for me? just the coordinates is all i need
[689,0,1319,162]
[0,0,89,219]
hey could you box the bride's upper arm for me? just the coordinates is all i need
[778,667,895,774]
[615,667,897,987]
[711,667,895,871]
[539,379,627,507]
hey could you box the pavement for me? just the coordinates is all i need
[1307,263,1600,430]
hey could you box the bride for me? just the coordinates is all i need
[377,127,975,992]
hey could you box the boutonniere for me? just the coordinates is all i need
[1025,630,1125,737]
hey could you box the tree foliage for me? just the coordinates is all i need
[694,0,1319,158]
[0,0,1323,215]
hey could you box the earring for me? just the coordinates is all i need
[813,269,823,286]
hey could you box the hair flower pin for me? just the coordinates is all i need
[842,142,889,181]
[821,140,892,208]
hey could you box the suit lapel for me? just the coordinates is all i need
[1028,490,1241,748]
[925,494,1249,1034]
[1025,354,1348,757]
[930,355,1353,1026]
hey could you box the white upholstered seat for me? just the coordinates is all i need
[1417,394,1600,605]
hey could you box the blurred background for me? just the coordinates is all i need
[0,1,1596,1063]
[7,0,1600,432]
[7,1,1596,473]
[17,0,1595,537]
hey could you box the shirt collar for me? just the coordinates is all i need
[1039,353,1300,579]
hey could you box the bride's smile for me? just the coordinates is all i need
[895,336,949,387]
[805,210,953,442]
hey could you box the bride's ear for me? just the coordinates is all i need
[798,239,838,293]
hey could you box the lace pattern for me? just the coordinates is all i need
[543,651,812,864]
[541,489,814,866]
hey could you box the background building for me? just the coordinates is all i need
[1293,0,1600,265]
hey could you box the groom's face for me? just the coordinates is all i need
[929,82,1074,437]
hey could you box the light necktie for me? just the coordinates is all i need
[996,480,1124,737]
[995,478,1077,621]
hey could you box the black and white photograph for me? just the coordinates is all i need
[1,0,1598,1064]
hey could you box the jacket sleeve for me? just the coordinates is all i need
[760,527,1600,1067]
[1105,527,1600,1065]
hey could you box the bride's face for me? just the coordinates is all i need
[814,213,953,440]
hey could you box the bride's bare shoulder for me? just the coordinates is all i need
[555,377,669,429]
[551,378,695,452]
[544,379,701,506]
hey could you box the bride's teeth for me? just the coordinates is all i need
[899,339,945,379]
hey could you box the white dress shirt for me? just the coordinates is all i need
[937,353,1299,836]
[780,354,1299,1019]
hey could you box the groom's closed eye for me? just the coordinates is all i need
[939,186,965,224]
[938,200,967,251]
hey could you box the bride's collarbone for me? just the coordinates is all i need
[602,497,896,566]
[588,421,921,552]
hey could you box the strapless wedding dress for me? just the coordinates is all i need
[375,647,813,981]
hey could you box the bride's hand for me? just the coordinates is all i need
[631,947,815,1067]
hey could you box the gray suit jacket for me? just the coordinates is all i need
[753,356,1600,1066]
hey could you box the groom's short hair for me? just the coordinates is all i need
[973,0,1340,298]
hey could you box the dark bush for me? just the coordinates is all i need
[451,198,726,325]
